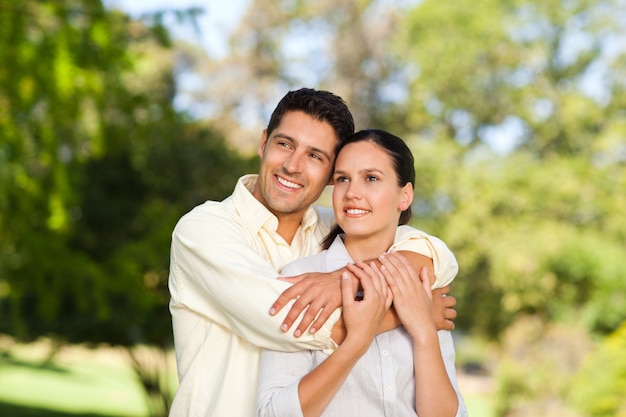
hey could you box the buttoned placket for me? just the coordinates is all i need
[377,332,399,416]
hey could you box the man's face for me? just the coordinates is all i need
[253,110,338,220]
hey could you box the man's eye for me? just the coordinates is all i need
[367,175,379,181]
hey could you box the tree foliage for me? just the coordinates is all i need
[0,1,256,414]
[392,0,626,339]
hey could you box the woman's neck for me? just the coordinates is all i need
[342,232,395,261]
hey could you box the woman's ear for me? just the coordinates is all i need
[399,183,414,211]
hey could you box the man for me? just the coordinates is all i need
[168,88,457,416]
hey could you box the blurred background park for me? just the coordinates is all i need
[0,0,625,416]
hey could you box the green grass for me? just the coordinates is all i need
[1,338,496,417]
[463,390,495,417]
[0,342,149,417]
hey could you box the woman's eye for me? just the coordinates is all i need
[367,175,379,181]
[335,176,348,183]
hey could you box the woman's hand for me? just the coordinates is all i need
[377,253,436,337]
[341,261,392,351]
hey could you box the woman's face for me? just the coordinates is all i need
[332,140,413,246]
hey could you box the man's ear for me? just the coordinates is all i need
[399,183,414,211]
[258,129,268,158]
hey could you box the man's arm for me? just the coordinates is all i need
[169,207,339,351]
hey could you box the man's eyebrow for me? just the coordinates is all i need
[273,133,332,162]
[272,133,295,142]
[309,146,332,162]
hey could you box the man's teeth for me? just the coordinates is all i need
[346,209,368,215]
[277,176,302,189]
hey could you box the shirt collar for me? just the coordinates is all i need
[325,234,353,271]
[233,174,319,235]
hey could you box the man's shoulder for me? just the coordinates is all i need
[179,197,235,221]
[173,197,242,238]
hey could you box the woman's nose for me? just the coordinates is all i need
[346,182,362,199]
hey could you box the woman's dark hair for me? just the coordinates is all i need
[321,129,415,250]
[266,88,355,145]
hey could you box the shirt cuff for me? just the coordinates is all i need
[313,307,341,354]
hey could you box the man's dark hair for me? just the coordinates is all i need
[266,88,355,147]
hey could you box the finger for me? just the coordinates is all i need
[432,285,450,298]
[382,252,417,280]
[308,306,337,335]
[444,307,458,321]
[438,318,455,331]
[346,262,377,283]
[442,294,457,309]
[361,260,385,295]
[356,263,374,294]
[369,261,388,299]
[292,298,326,337]
[277,294,308,332]
[378,256,406,297]
[349,260,378,278]
[418,266,433,299]
[367,260,385,281]
[341,272,354,309]
[383,279,393,308]
[378,253,401,276]
[277,275,303,284]
[378,260,399,292]
[269,282,305,316]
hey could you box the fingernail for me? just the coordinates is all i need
[281,323,288,332]
[269,307,276,315]
[294,329,302,337]
[310,327,316,334]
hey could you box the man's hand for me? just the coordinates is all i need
[269,269,344,337]
[431,285,457,330]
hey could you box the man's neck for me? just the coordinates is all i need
[276,213,304,245]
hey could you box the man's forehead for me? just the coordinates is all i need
[273,111,338,144]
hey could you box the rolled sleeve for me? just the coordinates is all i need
[390,225,459,289]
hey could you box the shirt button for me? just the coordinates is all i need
[386,386,393,392]
[382,350,388,356]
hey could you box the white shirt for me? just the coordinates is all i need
[257,236,468,417]
[168,174,459,417]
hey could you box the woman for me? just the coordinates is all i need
[257,129,467,417]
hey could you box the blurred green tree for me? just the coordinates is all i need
[395,0,626,338]
[568,321,626,416]
[0,0,256,414]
